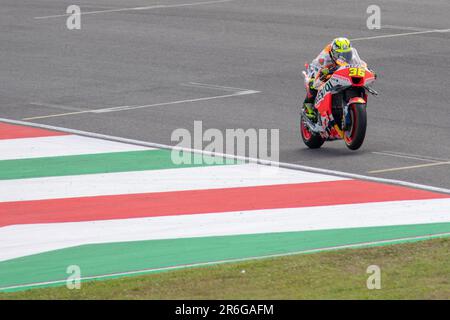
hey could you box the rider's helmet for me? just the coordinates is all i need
[330,37,353,63]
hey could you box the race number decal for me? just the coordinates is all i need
[349,68,365,77]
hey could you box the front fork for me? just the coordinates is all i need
[341,96,368,133]
[342,104,351,131]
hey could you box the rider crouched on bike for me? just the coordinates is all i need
[303,37,367,119]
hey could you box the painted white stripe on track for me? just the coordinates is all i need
[0,164,346,202]
[0,135,152,160]
[350,28,450,41]
[34,0,236,19]
[1,198,449,261]
[24,89,260,119]
[369,161,450,174]
[91,89,260,114]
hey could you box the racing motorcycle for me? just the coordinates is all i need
[300,48,378,150]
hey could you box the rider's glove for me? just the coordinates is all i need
[319,68,330,81]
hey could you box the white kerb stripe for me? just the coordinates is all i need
[1,198,449,261]
[0,135,152,160]
[0,164,347,202]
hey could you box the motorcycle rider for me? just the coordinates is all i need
[303,37,356,120]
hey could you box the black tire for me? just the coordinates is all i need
[344,103,367,150]
[300,115,325,149]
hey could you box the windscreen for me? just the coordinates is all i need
[336,48,367,67]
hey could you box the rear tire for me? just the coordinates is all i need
[344,103,367,150]
[300,115,324,149]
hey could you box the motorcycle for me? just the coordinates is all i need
[300,49,378,150]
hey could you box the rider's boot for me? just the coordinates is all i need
[303,84,318,121]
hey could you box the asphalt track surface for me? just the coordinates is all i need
[2,0,450,189]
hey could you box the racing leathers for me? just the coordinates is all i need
[303,43,337,114]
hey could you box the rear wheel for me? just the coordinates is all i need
[300,115,324,149]
[344,103,367,150]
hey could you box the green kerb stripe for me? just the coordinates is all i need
[0,149,239,180]
[1,222,449,290]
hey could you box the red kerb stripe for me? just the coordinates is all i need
[0,123,68,140]
[0,180,447,227]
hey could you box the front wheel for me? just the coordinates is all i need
[300,115,324,149]
[344,103,367,150]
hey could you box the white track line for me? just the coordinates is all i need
[1,117,449,194]
[372,151,445,163]
[29,102,87,112]
[22,87,260,120]
[382,25,431,32]
[2,231,449,292]
[34,0,235,19]
[181,82,254,92]
[369,161,450,174]
[351,28,450,41]
[91,90,260,114]
[380,151,450,163]
[22,110,88,120]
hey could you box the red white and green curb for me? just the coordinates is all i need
[0,118,449,292]
[2,230,449,292]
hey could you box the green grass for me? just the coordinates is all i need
[1,238,449,299]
